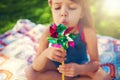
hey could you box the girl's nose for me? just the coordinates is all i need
[61,7,68,17]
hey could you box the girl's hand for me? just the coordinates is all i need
[58,63,80,77]
[45,47,66,63]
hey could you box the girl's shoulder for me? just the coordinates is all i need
[82,27,97,42]
[36,27,50,55]
[83,27,95,34]
[41,26,50,38]
[38,26,50,45]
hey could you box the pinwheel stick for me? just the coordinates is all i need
[62,61,65,80]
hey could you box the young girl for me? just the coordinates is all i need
[26,0,111,80]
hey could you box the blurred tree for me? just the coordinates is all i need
[0,0,120,39]
[89,0,120,39]
[0,0,52,34]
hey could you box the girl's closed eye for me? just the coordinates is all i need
[55,7,61,10]
[69,7,76,10]
[53,5,61,10]
[69,5,77,10]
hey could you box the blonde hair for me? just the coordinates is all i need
[48,0,94,29]
[78,0,94,29]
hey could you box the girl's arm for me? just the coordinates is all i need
[77,27,100,76]
[32,27,66,72]
[32,27,50,71]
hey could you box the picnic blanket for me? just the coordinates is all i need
[0,19,120,80]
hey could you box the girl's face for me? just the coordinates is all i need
[51,0,83,28]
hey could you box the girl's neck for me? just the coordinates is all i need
[69,27,79,34]
[69,24,81,34]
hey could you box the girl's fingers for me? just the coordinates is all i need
[58,67,74,77]
[55,51,66,57]
[58,65,71,72]
[55,47,66,53]
[53,56,66,62]
[53,56,62,62]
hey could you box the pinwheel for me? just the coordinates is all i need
[47,23,76,80]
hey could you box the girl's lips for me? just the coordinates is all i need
[61,20,67,25]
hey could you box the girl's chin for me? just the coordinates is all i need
[56,23,72,27]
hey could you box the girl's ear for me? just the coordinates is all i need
[48,0,52,6]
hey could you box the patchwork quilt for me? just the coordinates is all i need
[0,19,120,80]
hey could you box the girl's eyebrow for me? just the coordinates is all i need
[53,0,79,5]
[70,0,74,1]
[69,0,79,3]
[55,2,61,4]
[53,2,62,5]
[53,1,62,5]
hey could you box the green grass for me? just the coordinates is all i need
[0,22,15,35]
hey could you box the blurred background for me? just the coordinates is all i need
[0,0,120,39]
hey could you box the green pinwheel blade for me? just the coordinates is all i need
[62,42,68,50]
[56,24,66,36]
[57,36,68,50]
[69,34,77,40]
[47,37,57,44]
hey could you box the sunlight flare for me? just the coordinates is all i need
[103,0,120,16]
